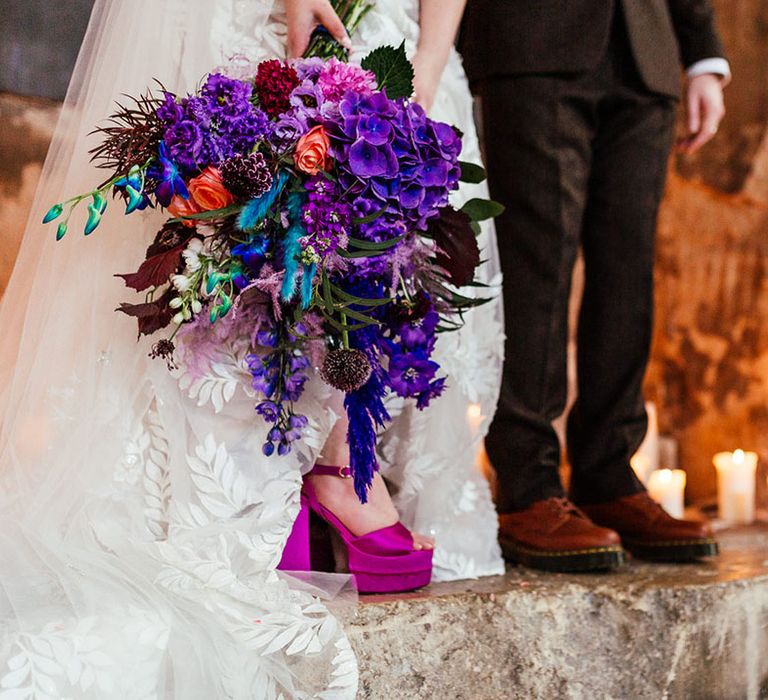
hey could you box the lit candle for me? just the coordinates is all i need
[467,403,483,438]
[713,449,758,524]
[647,469,687,519]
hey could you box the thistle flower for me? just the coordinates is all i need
[320,348,373,392]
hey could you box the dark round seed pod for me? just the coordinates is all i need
[320,348,372,392]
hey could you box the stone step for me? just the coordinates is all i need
[344,526,768,700]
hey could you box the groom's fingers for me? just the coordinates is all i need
[687,89,701,136]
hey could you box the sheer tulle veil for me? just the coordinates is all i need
[0,0,504,696]
[0,2,362,697]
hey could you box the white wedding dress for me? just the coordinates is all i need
[0,1,504,697]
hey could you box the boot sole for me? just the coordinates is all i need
[623,537,719,563]
[500,537,626,573]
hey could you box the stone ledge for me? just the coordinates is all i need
[344,527,768,700]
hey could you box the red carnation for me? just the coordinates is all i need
[254,60,301,118]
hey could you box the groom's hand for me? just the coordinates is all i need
[678,73,726,154]
[285,0,352,58]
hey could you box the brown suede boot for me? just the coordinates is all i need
[578,492,719,562]
[499,497,626,572]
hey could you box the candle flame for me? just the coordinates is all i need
[734,449,745,464]
[467,404,482,420]
[656,468,673,483]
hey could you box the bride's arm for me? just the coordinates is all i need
[413,0,468,112]
[284,0,352,58]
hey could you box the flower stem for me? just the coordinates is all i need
[340,312,350,349]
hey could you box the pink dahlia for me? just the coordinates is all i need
[317,58,377,103]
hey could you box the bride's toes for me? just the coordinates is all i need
[413,533,435,551]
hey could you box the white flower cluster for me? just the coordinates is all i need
[170,238,206,325]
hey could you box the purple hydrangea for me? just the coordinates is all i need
[329,92,463,237]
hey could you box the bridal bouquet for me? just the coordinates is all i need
[43,40,501,500]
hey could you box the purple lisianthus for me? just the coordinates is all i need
[293,57,326,81]
[156,74,270,174]
[273,111,310,150]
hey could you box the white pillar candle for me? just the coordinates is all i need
[647,469,687,519]
[713,450,758,525]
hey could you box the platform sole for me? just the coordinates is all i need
[623,537,719,562]
[353,569,433,594]
[500,537,626,573]
[327,526,433,594]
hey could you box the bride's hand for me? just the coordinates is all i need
[411,50,447,114]
[285,0,352,58]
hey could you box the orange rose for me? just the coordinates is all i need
[188,167,236,211]
[294,126,331,175]
[167,194,202,228]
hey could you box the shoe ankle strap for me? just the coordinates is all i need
[311,463,353,479]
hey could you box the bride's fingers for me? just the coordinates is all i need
[287,23,312,58]
[316,4,353,51]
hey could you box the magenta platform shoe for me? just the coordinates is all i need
[278,464,433,594]
[277,495,311,571]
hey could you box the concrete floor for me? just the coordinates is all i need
[346,525,768,699]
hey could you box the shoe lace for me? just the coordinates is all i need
[549,497,587,519]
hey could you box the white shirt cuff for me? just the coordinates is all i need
[687,58,732,85]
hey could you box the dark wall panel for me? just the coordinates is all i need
[0,0,95,100]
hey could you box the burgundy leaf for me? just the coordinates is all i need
[116,288,174,336]
[116,244,186,292]
[146,222,194,258]
[427,206,480,287]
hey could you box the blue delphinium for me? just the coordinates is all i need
[248,325,310,457]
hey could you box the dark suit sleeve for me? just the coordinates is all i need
[666,0,726,67]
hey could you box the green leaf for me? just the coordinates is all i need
[322,310,376,332]
[351,205,387,225]
[458,161,487,184]
[168,204,243,223]
[337,248,389,259]
[460,198,505,222]
[360,42,414,100]
[346,233,406,251]
[322,271,335,314]
[341,307,382,326]
[329,283,391,307]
